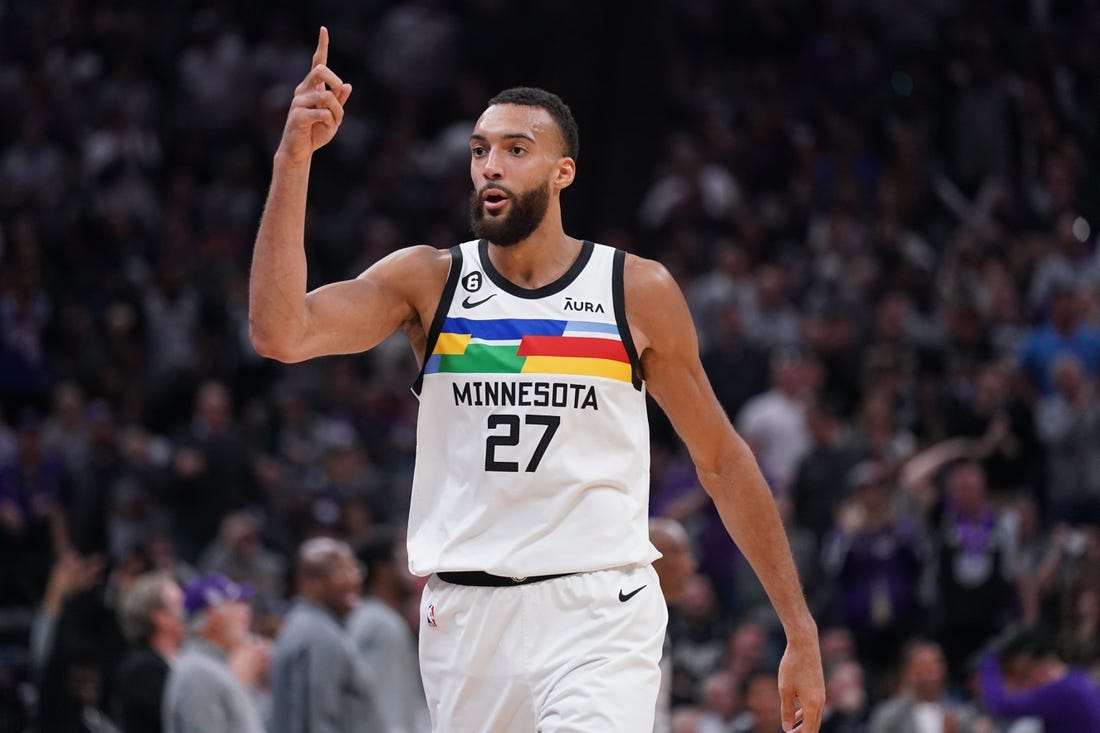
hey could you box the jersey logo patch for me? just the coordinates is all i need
[564,296,604,313]
[461,293,497,309]
[618,585,646,602]
[426,603,437,627]
[462,272,483,292]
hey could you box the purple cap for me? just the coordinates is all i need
[183,574,254,615]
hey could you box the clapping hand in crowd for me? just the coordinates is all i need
[41,552,105,618]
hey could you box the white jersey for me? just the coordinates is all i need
[407,239,658,577]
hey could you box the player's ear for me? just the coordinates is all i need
[554,157,576,190]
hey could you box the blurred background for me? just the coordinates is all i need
[1,0,1100,731]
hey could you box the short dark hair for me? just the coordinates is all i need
[487,87,579,160]
[1001,627,1057,664]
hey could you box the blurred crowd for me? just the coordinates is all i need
[2,0,1100,731]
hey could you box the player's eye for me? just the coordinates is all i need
[511,146,525,155]
[471,146,485,157]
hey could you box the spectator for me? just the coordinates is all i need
[113,571,185,733]
[1017,282,1100,399]
[1058,581,1100,675]
[820,658,869,733]
[164,382,258,561]
[688,241,754,352]
[162,574,266,733]
[941,361,1039,497]
[41,382,91,477]
[1059,526,1100,632]
[348,535,428,733]
[368,0,460,97]
[66,400,131,559]
[175,12,251,135]
[931,461,1023,678]
[735,348,816,495]
[670,706,707,733]
[142,261,202,397]
[978,627,1100,731]
[1035,353,1100,524]
[1008,497,1061,627]
[791,397,864,550]
[639,132,740,231]
[665,574,731,716]
[271,538,379,733]
[723,620,774,701]
[698,670,741,733]
[699,301,770,421]
[28,552,106,730]
[868,639,986,733]
[197,511,286,616]
[54,649,124,733]
[730,668,783,733]
[0,118,68,210]
[818,627,857,671]
[822,462,926,676]
[0,410,70,605]
[742,265,803,353]
[851,390,916,473]
[651,518,698,733]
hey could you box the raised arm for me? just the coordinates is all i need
[625,256,824,733]
[248,28,447,363]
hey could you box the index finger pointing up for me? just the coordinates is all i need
[313,26,329,69]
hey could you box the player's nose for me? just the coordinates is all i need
[481,149,504,179]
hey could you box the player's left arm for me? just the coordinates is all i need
[624,255,825,733]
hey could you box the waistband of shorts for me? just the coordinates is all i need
[436,571,575,587]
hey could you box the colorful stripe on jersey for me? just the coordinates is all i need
[424,318,632,382]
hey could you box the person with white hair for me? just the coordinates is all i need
[113,571,185,733]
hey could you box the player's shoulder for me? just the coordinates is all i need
[619,251,684,303]
[370,244,453,272]
[617,251,693,355]
[358,244,453,289]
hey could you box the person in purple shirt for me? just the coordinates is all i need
[979,627,1100,732]
[822,461,926,677]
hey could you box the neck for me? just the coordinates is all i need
[486,221,580,290]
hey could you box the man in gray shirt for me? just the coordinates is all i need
[271,537,379,733]
[348,536,430,733]
[163,574,267,733]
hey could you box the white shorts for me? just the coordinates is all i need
[418,564,667,733]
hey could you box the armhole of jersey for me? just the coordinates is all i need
[412,245,463,396]
[612,248,644,391]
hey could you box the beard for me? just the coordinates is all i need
[470,180,551,247]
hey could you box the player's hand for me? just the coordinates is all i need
[278,26,353,163]
[778,633,825,732]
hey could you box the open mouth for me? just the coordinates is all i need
[482,189,510,212]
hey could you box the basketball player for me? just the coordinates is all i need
[249,27,824,733]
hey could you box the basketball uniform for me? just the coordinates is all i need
[409,239,666,732]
